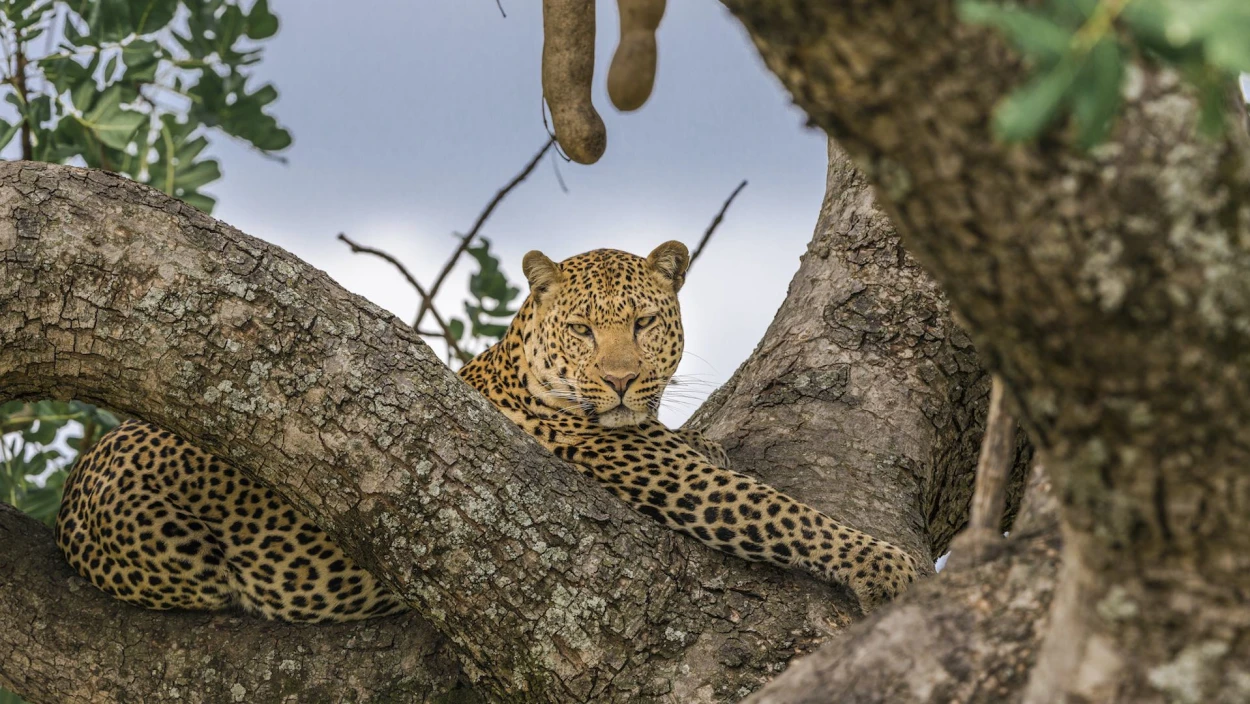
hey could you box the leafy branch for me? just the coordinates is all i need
[413,138,556,332]
[0,400,118,527]
[960,0,1250,145]
[340,139,554,363]
[0,0,291,213]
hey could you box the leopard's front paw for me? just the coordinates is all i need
[848,547,920,613]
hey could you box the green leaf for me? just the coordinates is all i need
[1047,0,1099,23]
[474,323,510,339]
[129,0,178,35]
[94,408,121,430]
[81,87,147,150]
[994,58,1080,142]
[71,79,98,112]
[173,158,221,190]
[1194,70,1228,136]
[217,4,247,54]
[0,119,20,151]
[246,0,279,39]
[6,0,40,17]
[26,420,61,445]
[20,483,65,526]
[1072,39,1124,148]
[122,39,162,81]
[84,0,135,43]
[959,2,1073,66]
[1202,16,1250,72]
[103,53,120,81]
[178,190,216,212]
[448,319,465,341]
[176,134,210,163]
[40,55,92,94]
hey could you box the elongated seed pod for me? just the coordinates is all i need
[542,0,607,164]
[607,0,664,111]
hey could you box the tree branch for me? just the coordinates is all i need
[746,464,1061,704]
[336,232,471,363]
[946,374,1018,570]
[413,138,554,330]
[687,141,1031,563]
[688,179,747,270]
[14,44,31,161]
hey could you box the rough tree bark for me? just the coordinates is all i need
[687,141,1031,564]
[721,2,1250,701]
[0,160,993,704]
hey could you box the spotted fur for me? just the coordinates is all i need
[55,241,917,621]
[55,422,405,622]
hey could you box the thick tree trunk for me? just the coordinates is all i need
[0,161,990,703]
[721,2,1250,701]
[690,139,1051,704]
[688,141,1031,563]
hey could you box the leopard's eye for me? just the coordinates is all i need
[568,323,592,337]
[635,315,657,330]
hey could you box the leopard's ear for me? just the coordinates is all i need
[646,240,690,292]
[522,250,561,303]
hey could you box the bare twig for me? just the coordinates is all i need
[494,0,507,17]
[948,374,1018,569]
[413,138,555,330]
[336,233,472,363]
[689,180,747,269]
[969,375,1017,533]
[550,148,569,193]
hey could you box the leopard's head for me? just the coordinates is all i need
[518,241,688,428]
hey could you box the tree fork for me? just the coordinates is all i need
[0,161,928,703]
[0,146,1016,701]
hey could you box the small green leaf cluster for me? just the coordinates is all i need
[0,399,119,526]
[0,0,290,212]
[447,238,522,357]
[959,0,1250,145]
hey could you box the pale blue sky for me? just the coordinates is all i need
[201,1,827,424]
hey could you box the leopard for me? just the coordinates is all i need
[55,240,919,622]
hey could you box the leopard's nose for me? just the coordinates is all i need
[602,372,637,396]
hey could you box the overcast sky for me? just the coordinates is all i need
[194,1,827,425]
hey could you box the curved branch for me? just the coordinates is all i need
[688,141,1031,562]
